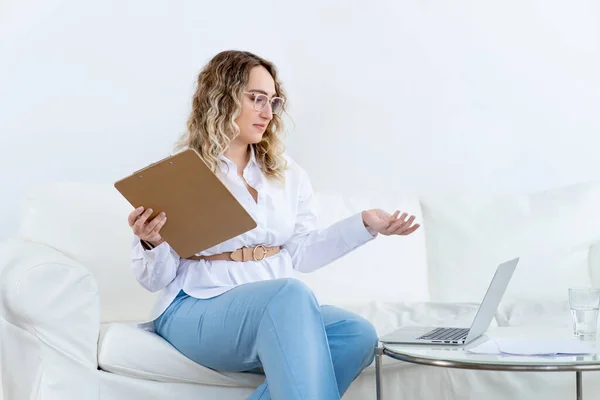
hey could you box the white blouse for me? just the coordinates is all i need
[131,148,377,324]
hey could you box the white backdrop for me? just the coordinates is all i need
[1,0,599,242]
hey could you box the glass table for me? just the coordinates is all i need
[376,327,600,400]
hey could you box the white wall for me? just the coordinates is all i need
[1,0,599,241]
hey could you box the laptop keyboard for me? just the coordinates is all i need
[417,327,470,342]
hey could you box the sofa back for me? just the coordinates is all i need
[291,190,430,306]
[419,181,600,304]
[13,181,430,322]
[16,182,159,323]
[14,179,600,323]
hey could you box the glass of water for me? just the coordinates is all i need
[569,287,600,339]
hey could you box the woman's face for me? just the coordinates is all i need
[234,66,278,145]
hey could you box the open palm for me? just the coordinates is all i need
[362,209,420,236]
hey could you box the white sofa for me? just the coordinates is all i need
[3,180,600,399]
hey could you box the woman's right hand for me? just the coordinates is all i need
[128,206,167,247]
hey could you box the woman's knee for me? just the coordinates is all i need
[354,317,378,347]
[273,278,318,303]
[340,317,379,361]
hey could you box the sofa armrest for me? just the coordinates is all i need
[0,239,100,399]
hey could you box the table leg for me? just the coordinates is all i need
[576,371,582,400]
[376,346,383,400]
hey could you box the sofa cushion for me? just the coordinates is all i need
[98,323,266,388]
[98,300,486,380]
[292,190,429,307]
[420,181,600,303]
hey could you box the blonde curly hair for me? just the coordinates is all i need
[174,50,288,181]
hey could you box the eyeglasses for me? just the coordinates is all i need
[243,92,284,115]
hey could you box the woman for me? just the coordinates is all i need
[128,50,420,400]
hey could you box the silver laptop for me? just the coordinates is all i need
[379,257,519,346]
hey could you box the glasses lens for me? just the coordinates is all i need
[254,94,268,111]
[271,98,283,114]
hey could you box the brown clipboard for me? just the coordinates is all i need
[114,148,257,258]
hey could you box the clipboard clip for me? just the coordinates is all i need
[132,154,176,177]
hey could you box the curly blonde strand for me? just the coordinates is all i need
[174,50,287,180]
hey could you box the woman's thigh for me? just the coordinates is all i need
[154,278,299,372]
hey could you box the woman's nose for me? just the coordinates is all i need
[260,104,273,119]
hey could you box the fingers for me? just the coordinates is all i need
[146,212,167,234]
[130,207,168,242]
[384,212,411,233]
[132,208,153,234]
[395,223,420,235]
[153,217,168,235]
[384,212,420,235]
[128,206,145,227]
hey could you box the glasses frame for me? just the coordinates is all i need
[243,91,284,115]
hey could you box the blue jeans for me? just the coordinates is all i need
[154,278,378,400]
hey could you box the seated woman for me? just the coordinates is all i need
[127,49,420,400]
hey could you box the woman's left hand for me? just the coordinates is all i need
[362,209,421,236]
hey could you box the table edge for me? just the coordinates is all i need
[381,348,600,372]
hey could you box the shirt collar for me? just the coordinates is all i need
[218,145,258,173]
[247,145,257,168]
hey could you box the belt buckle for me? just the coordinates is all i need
[252,245,267,262]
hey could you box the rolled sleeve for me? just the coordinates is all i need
[131,236,180,292]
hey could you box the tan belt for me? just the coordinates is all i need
[187,245,280,262]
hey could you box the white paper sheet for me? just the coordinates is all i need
[467,339,600,356]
